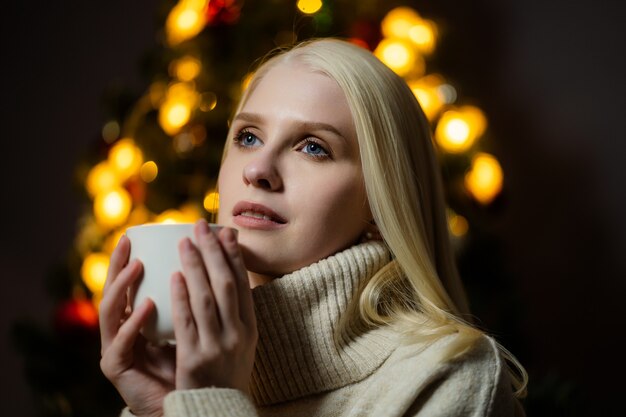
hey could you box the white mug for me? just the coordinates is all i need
[126,222,223,345]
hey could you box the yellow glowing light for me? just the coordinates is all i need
[81,252,110,294]
[127,205,153,226]
[465,153,503,204]
[203,190,219,213]
[140,161,158,183]
[158,83,199,135]
[86,161,119,197]
[180,202,203,222]
[408,19,437,54]
[435,106,487,153]
[374,39,417,77]
[155,209,188,224]
[409,75,445,120]
[108,138,143,180]
[297,0,323,15]
[448,212,469,237]
[166,1,208,46]
[94,187,132,228]
[381,7,422,39]
[173,56,202,81]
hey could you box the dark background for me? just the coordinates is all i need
[2,0,625,415]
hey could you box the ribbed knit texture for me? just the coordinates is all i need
[249,241,396,405]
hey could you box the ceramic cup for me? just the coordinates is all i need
[126,222,222,345]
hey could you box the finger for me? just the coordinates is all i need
[178,236,220,337]
[171,272,199,348]
[101,298,154,374]
[195,221,240,329]
[219,227,256,328]
[100,260,143,350]
[104,235,131,295]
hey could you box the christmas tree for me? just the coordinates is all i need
[12,1,528,416]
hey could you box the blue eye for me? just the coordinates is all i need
[234,130,261,148]
[301,140,329,157]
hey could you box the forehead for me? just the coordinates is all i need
[241,62,355,132]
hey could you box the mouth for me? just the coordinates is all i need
[232,201,287,225]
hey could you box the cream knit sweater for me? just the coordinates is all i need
[123,241,523,417]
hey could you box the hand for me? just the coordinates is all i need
[172,220,257,393]
[99,235,176,417]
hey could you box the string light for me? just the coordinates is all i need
[81,252,109,294]
[297,0,323,15]
[435,106,487,153]
[140,161,158,183]
[408,19,437,54]
[108,138,143,180]
[94,187,132,228]
[158,82,200,135]
[374,39,420,77]
[381,7,422,39]
[409,75,445,120]
[464,153,503,204]
[155,209,189,224]
[447,210,469,237]
[86,161,119,197]
[203,190,219,213]
[166,0,209,46]
[172,56,202,81]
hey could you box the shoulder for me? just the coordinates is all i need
[364,332,520,416]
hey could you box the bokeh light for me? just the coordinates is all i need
[172,56,202,81]
[86,161,119,197]
[94,187,132,228]
[81,252,110,294]
[374,39,421,77]
[435,106,487,153]
[108,138,143,180]
[408,19,437,54]
[166,0,208,45]
[381,7,421,39]
[203,190,219,213]
[297,0,323,15]
[409,75,445,120]
[158,82,200,135]
[464,153,503,204]
[140,161,158,183]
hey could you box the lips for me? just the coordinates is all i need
[232,201,287,224]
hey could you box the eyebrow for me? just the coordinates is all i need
[233,112,346,139]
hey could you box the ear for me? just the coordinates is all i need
[361,219,382,242]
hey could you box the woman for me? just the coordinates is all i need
[100,38,528,416]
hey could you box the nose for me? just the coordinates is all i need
[242,151,283,191]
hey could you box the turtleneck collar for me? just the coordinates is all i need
[249,241,398,406]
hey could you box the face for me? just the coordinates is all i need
[217,61,371,285]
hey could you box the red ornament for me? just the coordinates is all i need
[205,0,241,26]
[349,20,382,51]
[54,298,99,332]
[125,176,146,205]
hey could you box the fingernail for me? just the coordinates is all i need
[199,220,210,235]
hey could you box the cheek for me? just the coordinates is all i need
[298,176,369,232]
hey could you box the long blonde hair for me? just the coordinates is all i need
[227,38,527,398]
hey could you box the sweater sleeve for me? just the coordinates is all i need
[162,388,259,417]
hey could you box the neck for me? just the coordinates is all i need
[248,271,274,288]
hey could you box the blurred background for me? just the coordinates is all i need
[2,0,625,416]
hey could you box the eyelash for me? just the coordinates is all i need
[232,128,332,160]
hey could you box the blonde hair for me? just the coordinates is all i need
[226,38,527,398]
